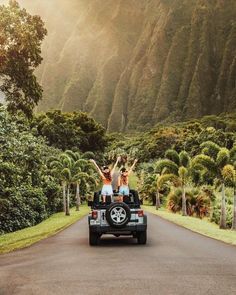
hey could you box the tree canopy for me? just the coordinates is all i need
[32,110,107,153]
[0,0,47,117]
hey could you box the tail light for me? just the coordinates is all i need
[138,209,144,217]
[92,210,98,219]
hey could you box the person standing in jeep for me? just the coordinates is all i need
[118,159,138,201]
[90,157,121,203]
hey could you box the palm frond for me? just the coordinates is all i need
[179,151,190,167]
[157,173,179,189]
[192,154,217,174]
[222,164,235,186]
[155,159,179,175]
[61,168,72,181]
[200,141,221,159]
[178,166,188,180]
[82,151,95,160]
[216,148,230,168]
[165,149,180,165]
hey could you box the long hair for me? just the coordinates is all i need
[103,171,112,181]
[121,174,128,185]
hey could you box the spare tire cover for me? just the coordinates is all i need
[106,202,131,228]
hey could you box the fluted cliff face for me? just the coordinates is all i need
[17,0,236,131]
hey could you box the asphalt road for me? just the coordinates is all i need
[0,212,236,295]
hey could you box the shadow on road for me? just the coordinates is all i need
[98,236,146,247]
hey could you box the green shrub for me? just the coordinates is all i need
[42,179,62,214]
[0,107,61,234]
[211,204,232,228]
[0,186,48,233]
[167,187,211,218]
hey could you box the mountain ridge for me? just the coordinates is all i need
[13,0,236,131]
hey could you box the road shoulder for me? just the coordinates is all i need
[143,205,236,246]
[0,206,90,254]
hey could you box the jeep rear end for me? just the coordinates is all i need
[88,190,147,245]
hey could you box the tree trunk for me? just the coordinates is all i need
[76,183,81,211]
[220,183,227,229]
[231,187,236,230]
[66,184,70,216]
[182,185,187,216]
[62,182,66,213]
[156,191,161,210]
[151,194,155,206]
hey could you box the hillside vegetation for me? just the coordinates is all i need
[105,112,236,231]
[0,1,236,239]
[107,113,236,162]
[16,0,236,131]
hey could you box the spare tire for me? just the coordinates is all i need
[106,202,131,228]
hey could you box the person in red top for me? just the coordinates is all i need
[118,159,138,201]
[90,157,121,203]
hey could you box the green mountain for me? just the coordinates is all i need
[17,0,236,131]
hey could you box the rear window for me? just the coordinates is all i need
[93,190,140,209]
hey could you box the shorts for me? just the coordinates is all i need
[119,185,129,196]
[101,185,113,196]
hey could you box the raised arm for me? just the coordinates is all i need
[128,159,138,175]
[89,159,104,178]
[111,156,121,176]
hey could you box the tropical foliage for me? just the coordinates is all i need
[155,150,191,216]
[192,142,236,228]
[49,151,97,215]
[1,1,236,237]
[0,106,105,233]
[137,140,236,229]
[0,107,60,233]
[167,187,212,218]
[0,0,47,117]
[32,110,107,152]
[107,114,236,163]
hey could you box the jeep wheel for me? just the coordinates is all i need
[137,230,147,245]
[106,202,131,228]
[89,230,99,246]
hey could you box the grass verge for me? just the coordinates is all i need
[0,206,90,254]
[143,205,236,246]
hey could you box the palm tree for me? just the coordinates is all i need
[65,169,72,216]
[178,166,188,216]
[49,153,73,215]
[64,150,97,211]
[73,170,97,211]
[155,149,191,216]
[66,150,95,161]
[155,174,161,209]
[229,145,236,230]
[192,142,230,229]
[222,164,236,230]
[140,173,158,206]
[156,173,179,210]
[139,163,160,206]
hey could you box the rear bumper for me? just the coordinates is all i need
[89,224,147,234]
[88,214,147,234]
[89,215,147,234]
